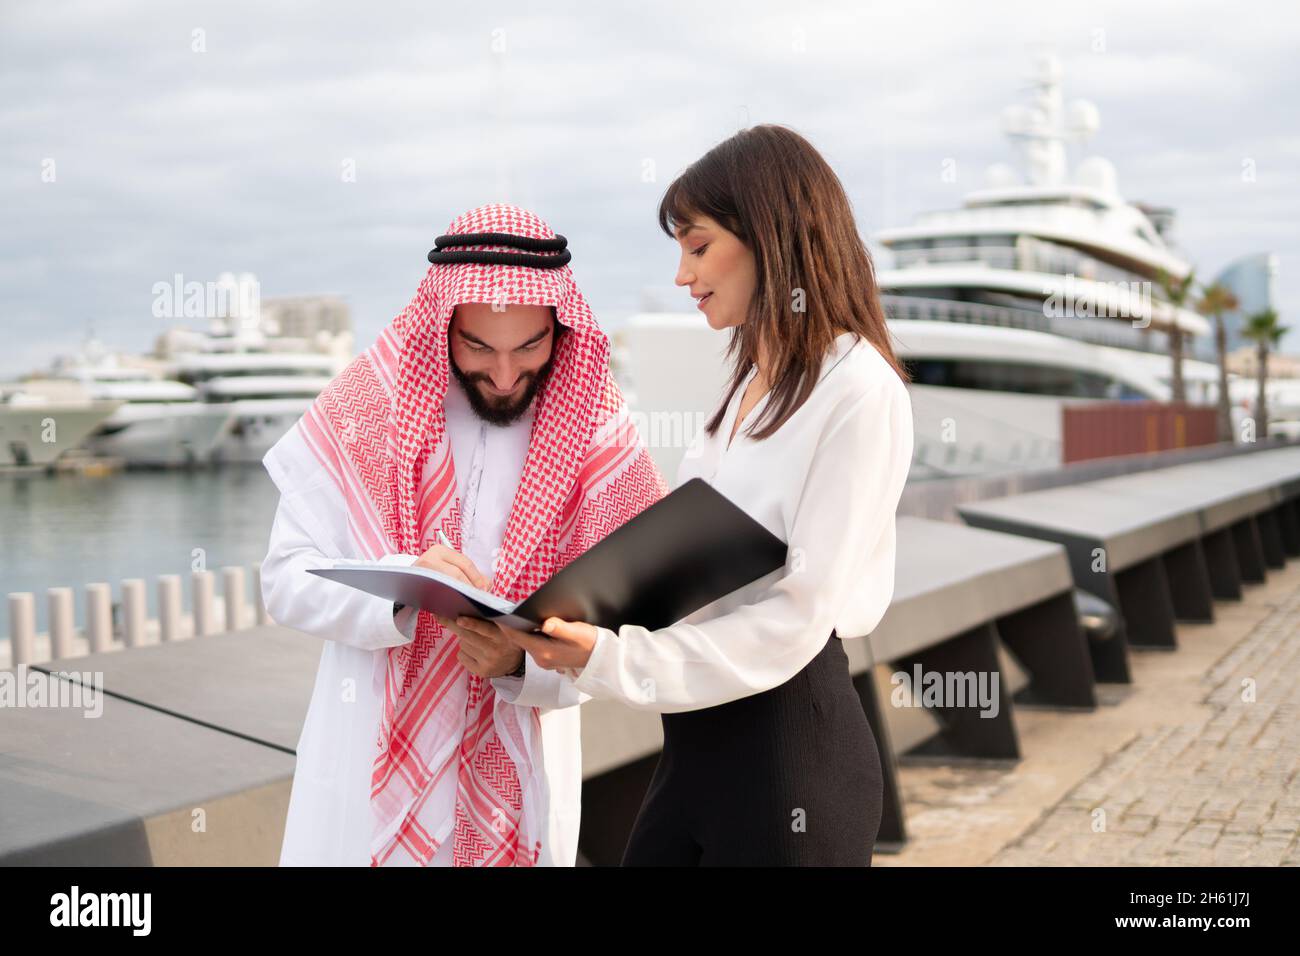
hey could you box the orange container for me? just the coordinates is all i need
[1062,401,1218,464]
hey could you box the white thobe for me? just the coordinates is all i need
[262,374,588,867]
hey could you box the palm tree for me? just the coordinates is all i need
[1154,267,1196,404]
[1197,282,1241,442]
[1240,307,1288,439]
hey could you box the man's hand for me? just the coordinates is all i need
[435,614,525,678]
[414,543,489,590]
[460,616,599,672]
[417,543,512,676]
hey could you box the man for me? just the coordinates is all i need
[260,203,666,866]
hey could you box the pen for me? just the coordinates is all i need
[436,529,453,549]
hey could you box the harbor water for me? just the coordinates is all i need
[1,465,280,641]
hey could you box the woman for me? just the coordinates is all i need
[456,125,914,865]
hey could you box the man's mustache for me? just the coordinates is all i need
[464,370,536,395]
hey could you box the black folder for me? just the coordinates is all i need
[307,477,788,632]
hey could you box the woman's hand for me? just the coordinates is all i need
[434,614,524,678]
[455,615,600,672]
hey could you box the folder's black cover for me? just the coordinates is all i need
[515,477,787,630]
[308,478,787,632]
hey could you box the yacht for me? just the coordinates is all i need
[157,277,351,464]
[173,349,339,463]
[617,53,1247,482]
[873,52,1230,477]
[0,378,123,469]
[43,341,234,467]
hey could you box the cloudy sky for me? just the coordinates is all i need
[2,0,1297,378]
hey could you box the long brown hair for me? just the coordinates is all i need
[657,124,909,441]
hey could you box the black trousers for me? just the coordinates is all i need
[621,631,884,866]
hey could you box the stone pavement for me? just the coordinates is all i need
[875,557,1300,866]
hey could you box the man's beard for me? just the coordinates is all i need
[450,352,556,427]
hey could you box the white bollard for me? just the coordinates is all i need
[85,583,113,653]
[192,570,215,637]
[122,578,147,648]
[7,592,36,666]
[222,566,246,633]
[252,563,268,625]
[158,575,182,643]
[48,587,76,660]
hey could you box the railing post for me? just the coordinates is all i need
[252,563,268,625]
[222,566,246,633]
[192,570,215,637]
[48,587,76,660]
[85,583,113,654]
[7,592,36,666]
[158,575,182,643]
[122,578,147,648]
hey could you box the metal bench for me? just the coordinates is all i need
[842,516,1093,849]
[958,447,1300,675]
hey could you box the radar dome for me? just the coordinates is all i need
[1067,98,1100,137]
[1075,156,1118,194]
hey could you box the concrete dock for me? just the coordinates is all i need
[4,441,1299,865]
[4,558,1296,865]
[876,558,1300,866]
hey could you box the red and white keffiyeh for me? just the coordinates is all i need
[271,203,666,866]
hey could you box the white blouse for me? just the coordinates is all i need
[569,330,914,713]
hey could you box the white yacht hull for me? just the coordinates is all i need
[209,398,313,464]
[0,403,123,468]
[615,312,1256,482]
[87,402,235,467]
[904,384,1077,478]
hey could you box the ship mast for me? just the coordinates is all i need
[1001,52,1099,187]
